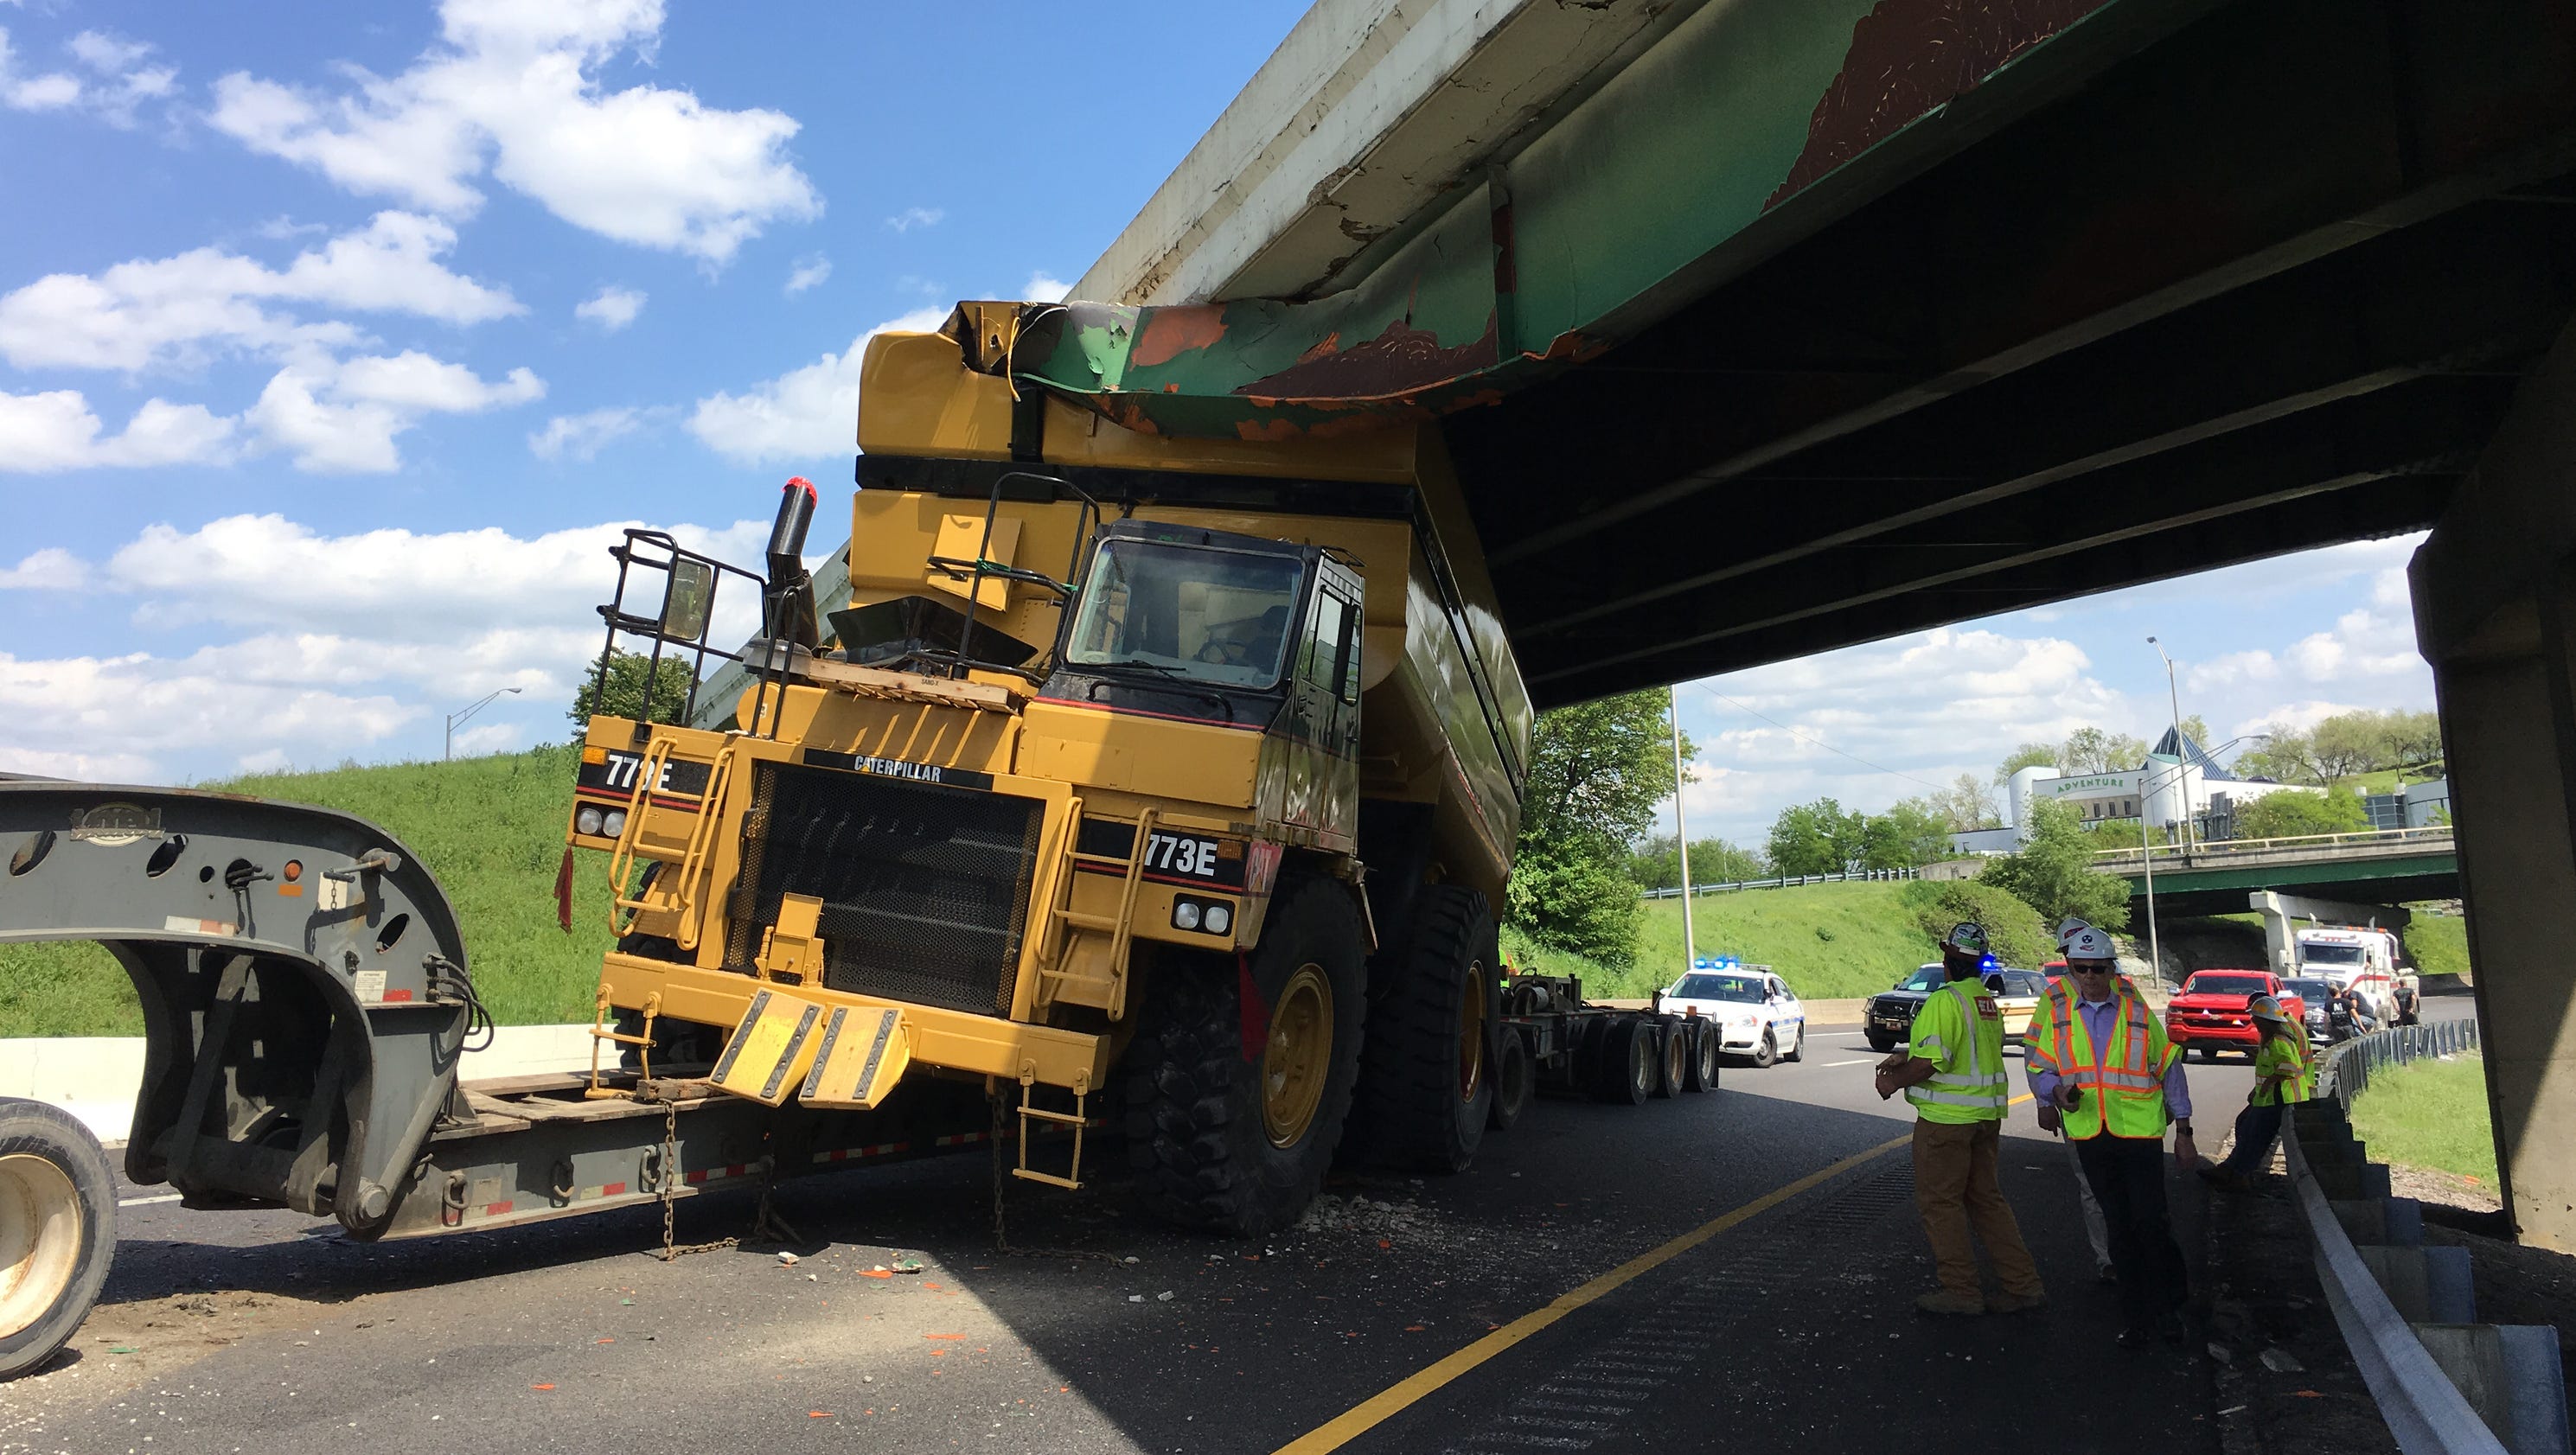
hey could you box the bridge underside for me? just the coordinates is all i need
[1444,0,2576,705]
[2118,858,2460,919]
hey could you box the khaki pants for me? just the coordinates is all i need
[1913,1118,2043,1299]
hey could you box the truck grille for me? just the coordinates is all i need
[725,760,1044,1017]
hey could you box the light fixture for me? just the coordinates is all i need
[1204,903,1231,935]
[575,806,604,836]
[1173,900,1201,930]
[601,809,628,838]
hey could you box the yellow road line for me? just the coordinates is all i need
[1275,1093,2036,1455]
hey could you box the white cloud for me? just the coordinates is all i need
[1025,271,1070,303]
[0,546,90,590]
[575,284,643,330]
[0,210,519,373]
[884,207,943,233]
[2185,649,2278,692]
[245,352,543,473]
[450,721,520,756]
[686,304,948,464]
[784,253,830,295]
[0,510,774,782]
[0,389,236,472]
[0,26,174,125]
[529,405,641,461]
[208,0,820,263]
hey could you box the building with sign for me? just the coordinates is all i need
[1948,728,2313,853]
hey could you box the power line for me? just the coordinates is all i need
[1685,684,1952,793]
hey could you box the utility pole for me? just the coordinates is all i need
[1670,684,1696,973]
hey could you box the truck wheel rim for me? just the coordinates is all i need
[1263,965,1333,1148]
[0,1153,82,1340]
[1457,966,1487,1103]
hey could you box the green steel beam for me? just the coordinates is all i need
[2106,852,2460,897]
[1003,0,2210,440]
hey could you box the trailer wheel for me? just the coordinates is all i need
[1651,1024,1685,1099]
[1351,884,1496,1172]
[1124,877,1365,1235]
[1683,1023,1721,1093]
[0,1099,115,1382]
[1487,1030,1532,1131]
[1592,1019,1653,1106]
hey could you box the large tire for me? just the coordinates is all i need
[1651,1024,1685,1100]
[1592,1018,1654,1106]
[1865,1031,1896,1054]
[1124,877,1366,1235]
[1487,1030,1533,1131]
[1352,885,1496,1172]
[0,1099,116,1381]
[611,929,719,1071]
[1781,1024,1805,1063]
[1683,1022,1720,1093]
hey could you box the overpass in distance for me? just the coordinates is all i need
[2095,826,2460,917]
[1036,0,2576,1249]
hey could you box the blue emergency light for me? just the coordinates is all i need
[1691,955,1742,971]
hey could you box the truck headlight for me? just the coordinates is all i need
[575,806,604,836]
[601,809,628,838]
[1204,903,1230,935]
[1173,901,1201,930]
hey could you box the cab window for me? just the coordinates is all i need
[1064,539,1306,689]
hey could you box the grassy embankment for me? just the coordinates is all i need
[2351,1052,2499,1184]
[1506,882,1947,1003]
[0,746,622,1038]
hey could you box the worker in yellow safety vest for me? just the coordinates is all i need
[1875,922,2047,1316]
[2202,994,2313,1190]
[2025,921,2198,1348]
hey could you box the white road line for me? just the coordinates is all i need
[1821,1058,1876,1068]
[118,1193,182,1207]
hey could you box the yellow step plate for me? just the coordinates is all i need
[709,988,825,1106]
[799,1005,912,1110]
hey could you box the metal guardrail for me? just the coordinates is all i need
[1638,868,1920,900]
[2287,1017,2524,1455]
[2285,1125,2509,1455]
[2093,824,2455,869]
[2316,1018,2482,1114]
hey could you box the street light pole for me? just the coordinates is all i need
[444,686,523,762]
[1670,684,1696,973]
[2147,636,2188,853]
[2134,732,2266,988]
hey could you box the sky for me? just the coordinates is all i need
[0,0,2439,831]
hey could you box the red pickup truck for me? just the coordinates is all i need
[2165,969,2304,1062]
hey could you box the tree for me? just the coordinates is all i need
[1979,799,2132,931]
[1925,773,2001,833]
[2235,786,2371,839]
[2377,709,2445,777]
[1508,689,1683,967]
[2306,714,2383,786]
[1767,798,1863,877]
[568,648,699,734]
[2057,726,2147,775]
[1994,743,2058,784]
[2234,724,2319,784]
[1862,799,1953,871]
[2177,714,2210,750]
[1630,835,1766,890]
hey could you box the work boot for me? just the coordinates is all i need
[2096,1261,2118,1285]
[1914,1290,1985,1316]
[1987,1291,2049,1315]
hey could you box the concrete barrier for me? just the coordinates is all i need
[0,1024,601,1145]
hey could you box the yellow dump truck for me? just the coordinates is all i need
[571,302,1553,1232]
[0,299,1736,1379]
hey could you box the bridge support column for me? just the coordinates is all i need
[2411,318,2576,1251]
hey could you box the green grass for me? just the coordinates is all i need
[2404,914,2471,982]
[1627,882,1941,1002]
[1,745,621,1037]
[2351,1051,2498,1185]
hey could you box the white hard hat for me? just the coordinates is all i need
[2056,917,2093,948]
[2063,926,2118,962]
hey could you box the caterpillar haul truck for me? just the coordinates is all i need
[0,300,1719,1380]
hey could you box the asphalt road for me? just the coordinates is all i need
[7,1006,2462,1455]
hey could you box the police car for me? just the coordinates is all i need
[1660,957,1806,1069]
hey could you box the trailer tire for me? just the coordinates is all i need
[0,1099,115,1382]
[1124,877,1365,1235]
[1651,1024,1685,1099]
[1487,1030,1532,1132]
[1592,1018,1654,1106]
[1352,884,1496,1173]
[1683,1023,1720,1093]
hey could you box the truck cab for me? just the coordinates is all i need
[2294,927,2403,1024]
